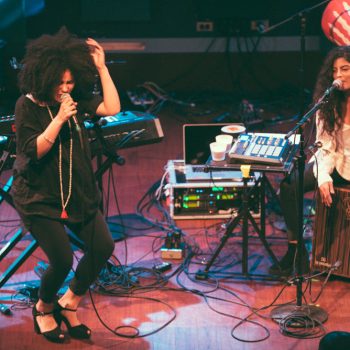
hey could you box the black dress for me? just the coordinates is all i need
[11,94,103,226]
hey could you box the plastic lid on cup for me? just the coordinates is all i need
[221,124,246,135]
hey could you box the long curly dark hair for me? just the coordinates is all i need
[313,46,350,135]
[18,27,96,103]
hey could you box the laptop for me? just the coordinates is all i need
[183,123,243,182]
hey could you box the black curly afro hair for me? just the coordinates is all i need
[18,27,97,103]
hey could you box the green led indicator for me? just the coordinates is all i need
[212,187,224,192]
[222,194,234,200]
[188,195,200,200]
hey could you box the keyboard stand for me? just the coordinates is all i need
[0,136,15,208]
[0,227,85,290]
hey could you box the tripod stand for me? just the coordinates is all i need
[195,166,281,279]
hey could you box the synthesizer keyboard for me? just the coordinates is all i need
[84,110,164,149]
[228,133,297,165]
[0,111,164,149]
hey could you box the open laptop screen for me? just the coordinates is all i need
[183,123,229,165]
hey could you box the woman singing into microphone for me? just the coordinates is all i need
[11,27,120,343]
[269,45,350,276]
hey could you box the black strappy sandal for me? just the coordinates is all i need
[55,302,91,339]
[32,305,65,343]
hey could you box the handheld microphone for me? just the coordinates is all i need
[60,92,80,128]
[60,93,84,150]
[324,79,342,96]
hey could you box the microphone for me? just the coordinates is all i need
[60,93,80,128]
[324,79,342,96]
[60,93,84,150]
[308,141,323,151]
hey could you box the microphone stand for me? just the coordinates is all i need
[261,0,330,119]
[285,85,334,139]
[270,95,329,326]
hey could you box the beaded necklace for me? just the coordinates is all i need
[46,106,73,219]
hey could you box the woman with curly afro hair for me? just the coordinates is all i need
[11,27,120,343]
[269,46,350,277]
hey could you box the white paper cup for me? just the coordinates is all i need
[215,134,233,152]
[209,142,227,161]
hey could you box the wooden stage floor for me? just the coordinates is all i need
[1,100,350,350]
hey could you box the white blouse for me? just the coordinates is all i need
[312,113,350,186]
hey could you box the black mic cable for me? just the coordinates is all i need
[73,115,85,151]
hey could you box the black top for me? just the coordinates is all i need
[11,94,103,224]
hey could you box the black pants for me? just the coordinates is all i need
[26,210,114,303]
[280,162,350,241]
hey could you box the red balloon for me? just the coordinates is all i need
[322,0,350,45]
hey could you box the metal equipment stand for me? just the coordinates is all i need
[0,228,84,290]
[195,169,281,279]
[91,119,125,195]
[90,120,127,241]
[270,81,331,326]
[0,136,15,208]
